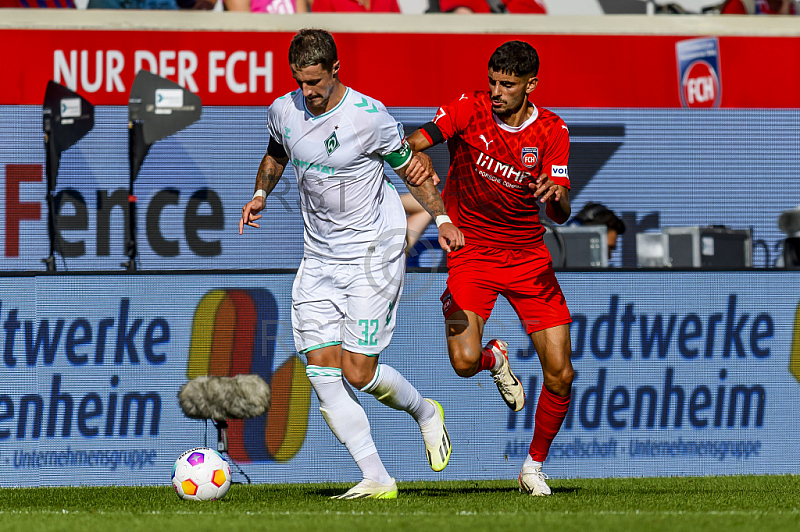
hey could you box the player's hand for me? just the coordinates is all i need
[405,152,440,187]
[239,197,265,234]
[437,222,465,253]
[529,173,564,204]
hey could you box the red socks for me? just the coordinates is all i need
[476,345,496,373]
[529,384,571,462]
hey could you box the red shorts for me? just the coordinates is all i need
[441,243,571,334]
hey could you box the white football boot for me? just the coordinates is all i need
[331,478,398,500]
[486,339,525,412]
[518,466,552,496]
[419,398,451,472]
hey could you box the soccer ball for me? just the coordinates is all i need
[172,447,232,501]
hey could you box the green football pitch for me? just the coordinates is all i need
[1,476,798,532]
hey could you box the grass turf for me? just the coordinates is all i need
[1,476,798,532]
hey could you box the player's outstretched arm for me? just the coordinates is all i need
[395,160,464,252]
[405,129,434,152]
[239,153,288,235]
[403,131,436,186]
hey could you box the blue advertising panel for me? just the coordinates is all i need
[0,272,798,486]
[1,106,798,271]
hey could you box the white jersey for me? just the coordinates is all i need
[268,87,412,264]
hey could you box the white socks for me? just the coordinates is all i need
[306,363,434,486]
[361,363,436,426]
[306,365,391,485]
[523,454,544,471]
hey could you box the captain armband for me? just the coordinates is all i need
[384,140,413,170]
[267,137,288,159]
[421,122,445,146]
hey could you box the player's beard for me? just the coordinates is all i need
[306,88,333,111]
[492,95,525,118]
[492,102,509,117]
[306,94,324,107]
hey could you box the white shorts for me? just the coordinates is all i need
[292,254,405,356]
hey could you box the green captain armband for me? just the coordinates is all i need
[384,141,413,170]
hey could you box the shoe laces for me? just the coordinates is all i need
[492,368,510,390]
[524,467,549,482]
[490,354,512,392]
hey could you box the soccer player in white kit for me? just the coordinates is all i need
[239,29,465,499]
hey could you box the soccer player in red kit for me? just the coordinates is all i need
[405,41,573,496]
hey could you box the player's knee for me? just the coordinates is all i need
[558,365,575,387]
[449,346,480,378]
[343,366,375,390]
[544,366,574,396]
[453,361,479,378]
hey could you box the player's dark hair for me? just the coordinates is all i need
[289,29,338,72]
[488,41,539,77]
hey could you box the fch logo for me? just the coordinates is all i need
[187,288,311,463]
[521,147,538,169]
[676,37,722,109]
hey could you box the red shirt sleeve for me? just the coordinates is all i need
[311,0,398,12]
[430,93,476,142]
[542,120,571,189]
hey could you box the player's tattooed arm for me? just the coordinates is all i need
[396,158,465,252]
[239,153,288,235]
[255,154,288,197]
[396,162,446,218]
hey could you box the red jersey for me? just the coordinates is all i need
[720,0,797,14]
[311,0,400,12]
[424,91,570,249]
[438,0,546,13]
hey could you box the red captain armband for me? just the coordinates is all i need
[420,122,445,146]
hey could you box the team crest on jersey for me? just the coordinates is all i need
[521,147,538,168]
[442,292,453,313]
[324,131,340,156]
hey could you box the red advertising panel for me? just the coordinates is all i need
[2,29,800,108]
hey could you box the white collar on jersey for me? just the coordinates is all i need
[303,86,351,120]
[492,102,539,133]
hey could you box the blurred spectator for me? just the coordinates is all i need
[435,0,545,13]
[225,0,309,11]
[308,0,400,11]
[180,0,220,8]
[1,0,74,5]
[569,202,626,260]
[85,0,299,8]
[88,0,179,8]
[720,0,797,13]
